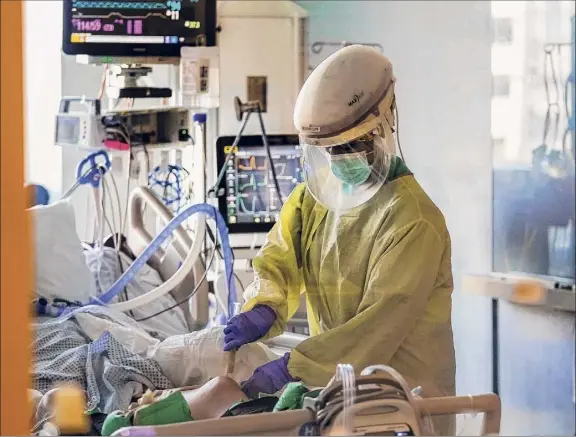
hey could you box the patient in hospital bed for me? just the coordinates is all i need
[28,197,277,435]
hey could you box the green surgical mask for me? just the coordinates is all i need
[330,154,371,185]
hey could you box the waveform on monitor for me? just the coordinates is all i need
[72,1,167,9]
[72,11,168,20]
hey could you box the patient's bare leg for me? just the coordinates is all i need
[181,376,248,420]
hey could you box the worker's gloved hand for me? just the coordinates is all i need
[241,353,297,398]
[223,305,276,352]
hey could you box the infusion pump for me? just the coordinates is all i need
[55,97,191,149]
[55,98,104,148]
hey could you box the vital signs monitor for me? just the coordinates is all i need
[216,135,304,234]
[62,0,217,57]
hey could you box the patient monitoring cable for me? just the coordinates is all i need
[135,239,217,322]
[208,111,251,198]
[255,106,284,207]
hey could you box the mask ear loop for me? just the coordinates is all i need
[392,99,406,162]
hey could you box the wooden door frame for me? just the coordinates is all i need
[1,1,33,434]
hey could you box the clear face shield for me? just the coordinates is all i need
[301,122,395,212]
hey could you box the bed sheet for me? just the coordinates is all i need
[32,305,276,414]
[32,307,173,415]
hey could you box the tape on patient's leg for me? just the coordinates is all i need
[135,391,193,426]
[101,392,193,436]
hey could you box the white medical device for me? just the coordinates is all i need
[55,97,105,149]
[180,46,220,109]
[102,106,191,146]
[55,102,192,150]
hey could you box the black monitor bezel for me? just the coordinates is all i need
[62,0,217,57]
[216,134,301,234]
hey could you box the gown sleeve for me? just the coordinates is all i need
[242,184,307,339]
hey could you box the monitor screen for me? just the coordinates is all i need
[216,135,304,234]
[62,0,216,57]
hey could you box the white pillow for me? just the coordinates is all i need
[29,200,96,303]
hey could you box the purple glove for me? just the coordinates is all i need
[241,353,297,398]
[223,305,276,352]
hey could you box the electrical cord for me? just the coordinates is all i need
[92,167,107,294]
[564,75,571,121]
[101,174,133,315]
[394,99,406,162]
[256,106,284,207]
[122,153,132,237]
[141,143,151,178]
[104,128,130,145]
[205,224,230,277]
[207,113,251,198]
[102,209,133,317]
[232,271,246,293]
[203,224,246,292]
[119,118,150,215]
[104,171,123,252]
[97,65,108,100]
[563,75,574,159]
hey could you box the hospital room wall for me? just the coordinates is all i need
[24,1,63,194]
[299,0,494,403]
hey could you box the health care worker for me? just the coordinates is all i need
[224,44,456,416]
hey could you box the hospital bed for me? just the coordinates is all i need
[122,185,210,331]
[29,181,210,333]
[110,366,502,436]
[29,182,301,432]
[111,396,501,436]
